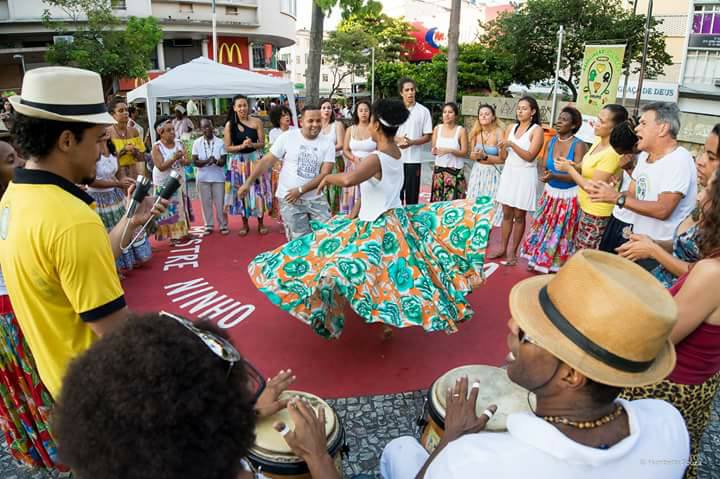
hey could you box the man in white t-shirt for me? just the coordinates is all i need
[395,77,433,205]
[238,106,335,240]
[589,102,697,270]
[192,118,228,235]
[378,251,688,479]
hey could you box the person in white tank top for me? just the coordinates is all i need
[341,100,377,217]
[490,97,545,266]
[320,99,346,215]
[430,102,468,202]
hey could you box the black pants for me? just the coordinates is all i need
[598,216,632,254]
[402,163,422,205]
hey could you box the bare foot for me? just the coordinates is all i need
[487,250,505,260]
[501,257,518,266]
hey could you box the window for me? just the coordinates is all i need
[226,6,239,15]
[322,73,329,82]
[251,43,278,69]
[111,0,127,9]
[179,3,193,13]
[280,0,297,17]
[692,4,720,35]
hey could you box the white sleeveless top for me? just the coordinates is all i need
[319,123,341,157]
[434,125,465,169]
[505,124,539,169]
[87,154,119,193]
[0,268,6,297]
[153,142,185,186]
[358,151,403,222]
[349,126,377,159]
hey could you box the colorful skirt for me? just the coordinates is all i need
[0,296,66,471]
[467,163,503,227]
[431,166,467,203]
[248,197,494,338]
[227,152,273,218]
[89,188,152,271]
[520,185,580,273]
[575,210,611,251]
[325,156,345,215]
[621,372,720,479]
[154,183,190,241]
[339,157,361,216]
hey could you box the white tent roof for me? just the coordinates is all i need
[127,57,297,142]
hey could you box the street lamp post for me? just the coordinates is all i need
[13,54,26,76]
[211,0,218,115]
[550,25,564,126]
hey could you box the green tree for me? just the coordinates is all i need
[483,0,673,100]
[322,26,375,99]
[375,44,513,102]
[336,7,414,63]
[42,0,162,94]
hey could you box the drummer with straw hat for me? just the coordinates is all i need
[0,66,166,399]
[380,250,690,479]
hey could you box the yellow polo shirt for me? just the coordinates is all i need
[0,169,125,398]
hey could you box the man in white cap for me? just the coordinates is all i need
[0,66,164,398]
[172,103,194,139]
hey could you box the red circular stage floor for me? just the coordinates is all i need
[123,208,534,398]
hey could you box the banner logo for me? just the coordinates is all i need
[577,44,626,117]
[219,42,243,65]
[425,27,447,49]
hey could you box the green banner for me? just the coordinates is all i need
[577,44,626,117]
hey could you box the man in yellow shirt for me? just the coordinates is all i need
[0,67,163,397]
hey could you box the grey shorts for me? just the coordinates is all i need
[279,197,331,240]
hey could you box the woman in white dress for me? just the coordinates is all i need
[319,98,346,215]
[490,96,544,266]
[152,121,191,243]
[467,104,506,226]
[430,102,468,202]
[342,100,376,218]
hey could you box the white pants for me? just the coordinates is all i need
[198,181,227,229]
[380,437,429,479]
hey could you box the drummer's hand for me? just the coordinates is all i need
[275,398,329,463]
[255,369,296,419]
[443,376,497,443]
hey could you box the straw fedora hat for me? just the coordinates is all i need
[509,250,677,387]
[9,67,116,124]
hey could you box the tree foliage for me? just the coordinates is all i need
[337,7,414,63]
[482,0,673,100]
[42,0,162,91]
[322,26,375,98]
[374,44,514,102]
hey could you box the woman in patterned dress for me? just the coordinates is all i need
[341,100,376,218]
[248,99,494,339]
[520,106,587,273]
[430,102,468,202]
[319,99,346,215]
[152,122,191,243]
[0,142,66,472]
[467,104,505,227]
[87,139,152,275]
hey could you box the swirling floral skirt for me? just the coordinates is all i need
[248,197,494,338]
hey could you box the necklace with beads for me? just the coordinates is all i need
[114,124,128,139]
[541,403,624,429]
[556,134,574,143]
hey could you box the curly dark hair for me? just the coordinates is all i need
[698,169,720,257]
[269,105,292,129]
[11,113,95,159]
[372,99,409,138]
[52,313,257,479]
[560,106,583,135]
[610,119,638,155]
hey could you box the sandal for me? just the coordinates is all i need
[258,225,269,235]
[238,228,249,237]
[501,258,518,266]
[220,228,230,235]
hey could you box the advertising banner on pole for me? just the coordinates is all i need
[577,44,627,117]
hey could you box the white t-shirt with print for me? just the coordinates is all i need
[396,102,433,164]
[632,148,697,241]
[192,136,226,183]
[270,129,335,201]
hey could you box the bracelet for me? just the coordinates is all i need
[298,185,303,194]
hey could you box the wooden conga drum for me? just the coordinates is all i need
[418,365,536,453]
[248,390,347,478]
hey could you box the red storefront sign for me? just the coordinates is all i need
[208,36,250,69]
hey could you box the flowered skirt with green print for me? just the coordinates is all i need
[248,197,494,338]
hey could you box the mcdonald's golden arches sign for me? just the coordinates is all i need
[209,36,249,69]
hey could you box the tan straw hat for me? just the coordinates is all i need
[9,66,116,124]
[509,250,677,387]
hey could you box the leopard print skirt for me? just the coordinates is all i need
[621,372,720,479]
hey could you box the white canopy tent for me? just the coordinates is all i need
[127,57,298,143]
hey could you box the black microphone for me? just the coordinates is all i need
[125,175,152,218]
[158,170,182,200]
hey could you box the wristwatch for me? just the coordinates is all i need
[616,193,627,209]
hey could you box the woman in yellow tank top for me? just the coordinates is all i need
[107,98,145,179]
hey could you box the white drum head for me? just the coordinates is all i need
[432,365,536,431]
[253,390,337,457]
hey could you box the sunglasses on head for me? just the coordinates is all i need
[160,311,266,403]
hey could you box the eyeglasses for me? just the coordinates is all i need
[160,311,266,403]
[518,328,539,347]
